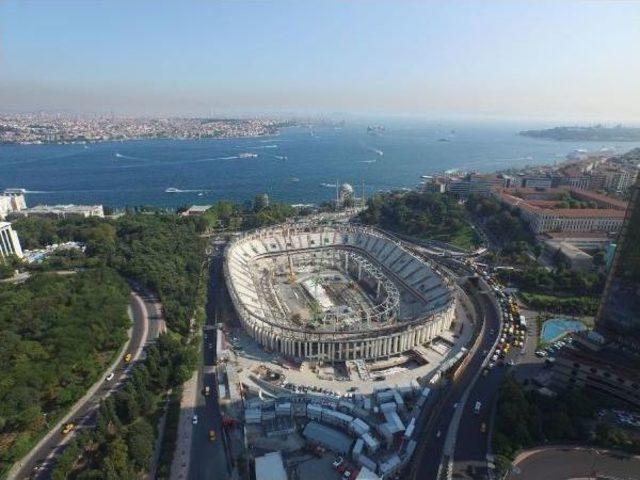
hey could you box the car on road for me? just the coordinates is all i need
[204,385,210,396]
[208,429,216,441]
[480,422,487,433]
[124,353,132,363]
[61,423,75,435]
[192,414,198,425]
[474,401,482,414]
[436,430,442,438]
[106,372,115,381]
[333,456,344,468]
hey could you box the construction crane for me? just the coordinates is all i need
[284,226,296,284]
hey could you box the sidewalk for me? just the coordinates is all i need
[169,369,199,480]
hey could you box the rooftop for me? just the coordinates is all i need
[302,421,353,454]
[254,451,287,480]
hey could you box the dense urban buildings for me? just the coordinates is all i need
[495,187,627,234]
[0,114,290,144]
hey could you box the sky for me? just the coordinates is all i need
[1,0,639,122]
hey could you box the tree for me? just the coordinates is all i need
[127,419,155,470]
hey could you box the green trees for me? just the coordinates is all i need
[0,269,130,472]
[108,213,207,335]
[8,212,206,477]
[499,266,605,315]
[466,194,533,245]
[360,191,479,249]
[493,376,597,461]
[50,334,195,479]
[494,375,640,477]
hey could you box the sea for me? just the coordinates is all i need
[2,119,639,209]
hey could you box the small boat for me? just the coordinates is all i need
[165,187,181,193]
[239,152,258,159]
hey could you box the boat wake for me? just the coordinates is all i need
[247,144,278,150]
[114,152,146,161]
[165,188,212,194]
[320,182,337,188]
[362,145,384,156]
[359,159,377,164]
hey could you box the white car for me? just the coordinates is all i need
[106,372,115,381]
[333,456,344,468]
[192,414,198,425]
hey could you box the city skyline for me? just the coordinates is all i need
[1,1,640,122]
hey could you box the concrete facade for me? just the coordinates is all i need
[0,222,23,260]
[224,224,456,362]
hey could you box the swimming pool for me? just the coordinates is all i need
[541,318,587,343]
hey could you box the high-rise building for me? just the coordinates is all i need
[596,175,640,350]
[0,222,24,260]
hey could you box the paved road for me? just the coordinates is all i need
[509,446,640,480]
[13,290,161,480]
[410,283,501,480]
[453,291,504,479]
[188,254,229,480]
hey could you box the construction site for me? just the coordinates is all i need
[210,224,482,479]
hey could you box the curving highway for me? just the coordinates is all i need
[10,289,163,480]
[509,446,640,480]
[410,280,501,480]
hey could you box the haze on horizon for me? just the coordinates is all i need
[1,0,639,123]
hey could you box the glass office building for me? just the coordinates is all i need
[597,175,640,350]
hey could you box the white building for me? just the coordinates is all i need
[0,222,23,260]
[0,192,26,220]
[17,204,104,219]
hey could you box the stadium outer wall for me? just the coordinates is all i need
[223,224,457,362]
